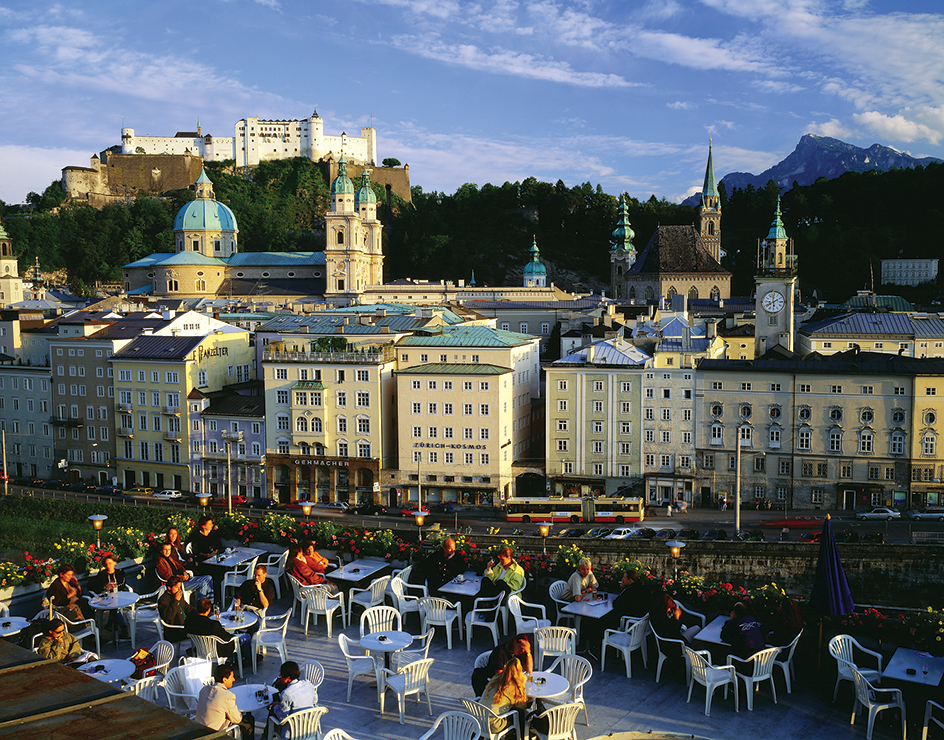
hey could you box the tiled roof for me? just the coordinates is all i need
[628,225,730,276]
[799,311,916,337]
[398,326,536,348]
[111,335,204,361]
[88,318,175,339]
[202,394,266,417]
[396,363,511,375]
[553,337,651,366]
[461,297,610,309]
[156,252,226,266]
[698,350,944,375]
[225,252,326,267]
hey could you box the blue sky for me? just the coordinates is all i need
[1,0,942,205]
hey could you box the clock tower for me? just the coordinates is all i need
[754,196,798,356]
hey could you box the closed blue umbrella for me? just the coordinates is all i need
[809,514,855,616]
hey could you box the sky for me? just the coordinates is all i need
[1,0,943,206]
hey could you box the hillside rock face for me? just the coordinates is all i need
[684,134,942,204]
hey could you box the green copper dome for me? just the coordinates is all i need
[610,194,636,252]
[523,237,547,276]
[766,195,787,241]
[331,156,355,195]
[174,171,237,232]
[355,169,376,204]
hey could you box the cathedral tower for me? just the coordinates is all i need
[754,196,798,356]
[523,236,547,288]
[699,143,721,262]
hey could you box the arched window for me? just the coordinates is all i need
[710,286,721,300]
[688,286,699,300]
[645,286,654,300]
[195,279,206,292]
[337,440,348,457]
[299,442,310,456]
[312,418,322,433]
[859,430,874,454]
[667,286,677,298]
[295,417,308,433]
[628,287,636,299]
[337,230,344,245]
[707,222,715,235]
[769,426,781,447]
[617,266,623,276]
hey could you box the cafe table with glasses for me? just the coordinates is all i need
[560,591,615,648]
[0,617,30,639]
[203,547,266,569]
[438,572,483,598]
[231,683,275,712]
[77,658,137,684]
[525,671,570,700]
[213,609,259,632]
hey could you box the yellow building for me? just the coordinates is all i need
[110,329,254,491]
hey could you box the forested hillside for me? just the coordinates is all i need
[1,157,941,303]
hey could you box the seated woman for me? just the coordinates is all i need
[649,592,700,643]
[46,563,90,622]
[479,546,525,598]
[471,633,533,697]
[286,546,338,594]
[481,657,530,735]
[87,554,128,638]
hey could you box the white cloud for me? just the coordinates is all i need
[633,30,773,74]
[0,144,92,204]
[853,111,941,145]
[752,79,805,94]
[389,35,636,87]
[807,118,857,140]
[667,101,692,110]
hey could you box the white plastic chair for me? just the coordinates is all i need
[525,702,580,740]
[0,603,8,616]
[390,575,424,626]
[601,615,649,678]
[300,660,325,689]
[465,593,504,652]
[773,629,803,694]
[164,661,214,714]
[222,557,259,605]
[499,578,527,633]
[55,610,101,656]
[507,595,550,635]
[923,699,944,740]
[303,585,346,637]
[544,654,592,726]
[460,697,520,740]
[419,711,480,740]
[348,575,392,625]
[262,551,289,600]
[548,580,574,627]
[338,633,379,702]
[733,646,780,711]
[252,608,291,673]
[535,626,576,671]
[849,663,906,740]
[271,705,329,740]
[360,605,401,637]
[420,597,463,650]
[474,650,491,671]
[323,731,361,740]
[829,634,884,703]
[379,657,435,725]
[124,675,163,704]
[188,632,243,678]
[149,639,175,677]
[129,586,163,650]
[392,628,435,672]
[651,623,689,684]
[288,574,313,622]
[675,600,707,628]
[684,646,738,717]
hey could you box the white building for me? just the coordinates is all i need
[882,259,939,287]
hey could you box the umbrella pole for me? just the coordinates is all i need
[817,618,823,672]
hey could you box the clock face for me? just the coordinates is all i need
[762,290,785,313]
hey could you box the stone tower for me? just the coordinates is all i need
[754,195,798,356]
[699,143,721,262]
[609,193,636,299]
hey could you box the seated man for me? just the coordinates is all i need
[236,564,276,616]
[195,663,254,740]
[565,558,598,602]
[185,597,251,661]
[424,537,466,594]
[155,542,213,600]
[269,660,317,735]
[471,633,534,698]
[35,619,98,665]
[157,576,193,644]
[187,516,224,563]
[586,569,652,650]
[721,601,766,674]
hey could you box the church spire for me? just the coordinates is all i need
[698,141,722,262]
[701,140,719,206]
[610,194,636,264]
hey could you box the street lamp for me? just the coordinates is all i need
[539,523,551,556]
[666,540,685,580]
[301,502,313,518]
[88,514,108,549]
[196,493,211,513]
[734,423,765,537]
[414,513,425,541]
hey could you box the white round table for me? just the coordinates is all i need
[360,630,413,670]
[78,658,137,684]
[88,592,140,611]
[526,671,570,699]
[231,683,275,712]
[0,616,30,638]
[215,611,259,632]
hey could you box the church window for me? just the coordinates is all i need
[667,286,677,298]
[628,287,636,299]
[167,280,178,292]
[688,286,698,300]
[214,240,221,252]
[710,286,720,300]
[196,280,206,291]
[616,266,623,276]
[337,279,345,291]
[645,286,654,300]
[192,240,199,251]
[707,222,715,235]
[337,231,344,245]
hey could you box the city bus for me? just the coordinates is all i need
[504,496,645,525]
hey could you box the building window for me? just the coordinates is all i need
[703,454,714,470]
[740,382,752,391]
[859,431,874,454]
[840,463,852,478]
[924,434,937,456]
[797,429,811,450]
[710,424,723,445]
[829,430,843,452]
[868,465,880,480]
[645,454,655,466]
[812,489,824,504]
[799,384,811,393]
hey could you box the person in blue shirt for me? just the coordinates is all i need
[721,601,766,673]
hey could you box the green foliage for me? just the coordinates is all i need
[382,158,401,167]
[554,543,584,578]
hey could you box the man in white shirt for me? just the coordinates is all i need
[270,661,317,732]
[195,664,255,739]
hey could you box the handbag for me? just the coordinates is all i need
[130,648,157,679]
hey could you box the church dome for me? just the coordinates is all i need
[331,155,355,195]
[174,199,238,232]
[523,236,547,276]
[355,169,376,204]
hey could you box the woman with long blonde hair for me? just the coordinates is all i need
[481,656,529,733]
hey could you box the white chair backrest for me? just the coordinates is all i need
[420,597,458,621]
[627,615,650,649]
[548,580,569,602]
[281,706,328,740]
[459,699,501,738]
[549,654,592,694]
[190,633,226,661]
[745,646,780,677]
[829,634,859,664]
[535,626,576,654]
[398,657,434,691]
[684,646,711,685]
[367,576,391,601]
[264,608,293,635]
[779,629,803,663]
[305,585,339,611]
[339,633,369,664]
[323,731,360,740]
[149,639,175,675]
[301,660,325,688]
[423,711,479,740]
[0,603,9,616]
[125,675,163,703]
[361,605,401,636]
[474,651,491,670]
[471,592,504,618]
[538,703,581,740]
[390,576,415,607]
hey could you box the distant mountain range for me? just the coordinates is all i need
[683,134,942,205]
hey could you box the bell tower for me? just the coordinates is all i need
[699,142,721,262]
[754,196,798,356]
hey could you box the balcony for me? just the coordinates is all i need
[163,405,180,415]
[118,427,134,437]
[164,430,182,441]
[222,431,244,443]
[262,345,397,365]
[117,403,132,412]
[50,416,85,427]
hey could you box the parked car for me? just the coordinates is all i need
[433,502,458,514]
[555,528,586,538]
[860,531,887,544]
[836,530,860,543]
[153,489,183,500]
[604,527,637,540]
[628,527,657,539]
[910,508,944,521]
[350,503,387,516]
[313,502,349,513]
[42,479,69,490]
[735,530,765,542]
[73,484,99,494]
[282,499,314,511]
[125,487,155,496]
[211,494,247,508]
[399,504,430,517]
[701,529,727,541]
[14,476,44,487]
[798,531,822,544]
[96,485,122,495]
[652,528,680,540]
[582,527,612,539]
[246,497,279,510]
[857,507,901,521]
[676,529,700,540]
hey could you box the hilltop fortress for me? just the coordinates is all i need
[61,111,411,207]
